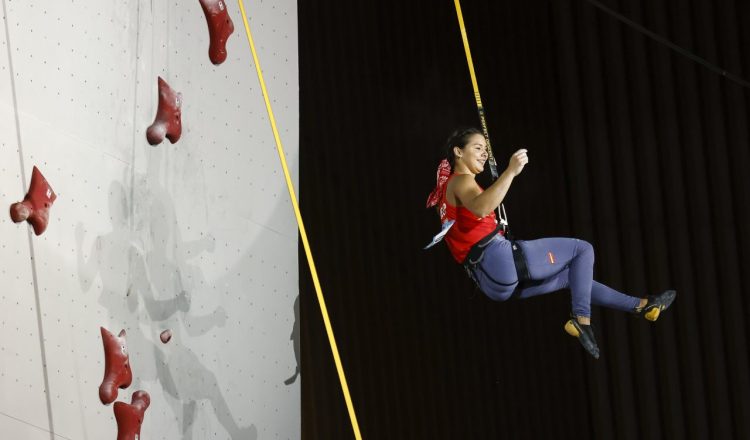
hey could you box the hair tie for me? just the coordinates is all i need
[425,159,452,208]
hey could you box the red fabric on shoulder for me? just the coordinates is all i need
[426,159,452,208]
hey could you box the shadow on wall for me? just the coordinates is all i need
[76,169,257,439]
[284,294,299,385]
[205,182,300,390]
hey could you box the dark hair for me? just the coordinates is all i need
[443,127,484,169]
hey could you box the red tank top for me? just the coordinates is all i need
[439,174,502,263]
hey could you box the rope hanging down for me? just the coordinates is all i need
[236,2,363,439]
[453,0,508,226]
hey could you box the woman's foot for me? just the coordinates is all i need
[636,290,677,321]
[564,319,600,359]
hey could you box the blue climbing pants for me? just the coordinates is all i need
[470,235,641,318]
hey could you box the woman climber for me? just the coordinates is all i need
[426,127,676,358]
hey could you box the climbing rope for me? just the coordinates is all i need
[236,1,363,439]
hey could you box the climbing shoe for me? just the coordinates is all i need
[637,290,677,321]
[564,319,600,359]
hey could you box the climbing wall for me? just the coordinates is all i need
[0,0,299,438]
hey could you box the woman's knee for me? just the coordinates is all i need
[576,239,594,261]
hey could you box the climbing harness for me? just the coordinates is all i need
[424,0,531,290]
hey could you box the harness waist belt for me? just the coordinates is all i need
[463,223,505,266]
[463,227,531,287]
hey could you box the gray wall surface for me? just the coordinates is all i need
[0,0,299,438]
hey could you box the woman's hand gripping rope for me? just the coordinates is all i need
[506,149,529,177]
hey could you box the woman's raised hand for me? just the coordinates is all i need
[507,149,528,176]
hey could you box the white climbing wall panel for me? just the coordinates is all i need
[0,0,299,438]
[0,7,52,438]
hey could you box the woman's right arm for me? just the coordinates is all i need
[452,149,528,218]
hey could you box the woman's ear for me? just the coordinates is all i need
[453,146,463,159]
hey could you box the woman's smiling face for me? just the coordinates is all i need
[453,133,488,174]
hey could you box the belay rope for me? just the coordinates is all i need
[451,0,531,286]
[452,0,505,221]
[236,2,363,439]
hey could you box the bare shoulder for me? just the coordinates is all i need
[446,174,480,206]
[450,173,476,185]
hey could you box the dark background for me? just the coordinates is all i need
[298,0,750,438]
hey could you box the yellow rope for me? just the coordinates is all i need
[453,0,496,163]
[236,1,363,439]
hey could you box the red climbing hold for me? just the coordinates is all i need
[160,329,172,344]
[9,166,57,236]
[114,390,150,440]
[199,0,235,65]
[99,327,133,405]
[146,77,182,145]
